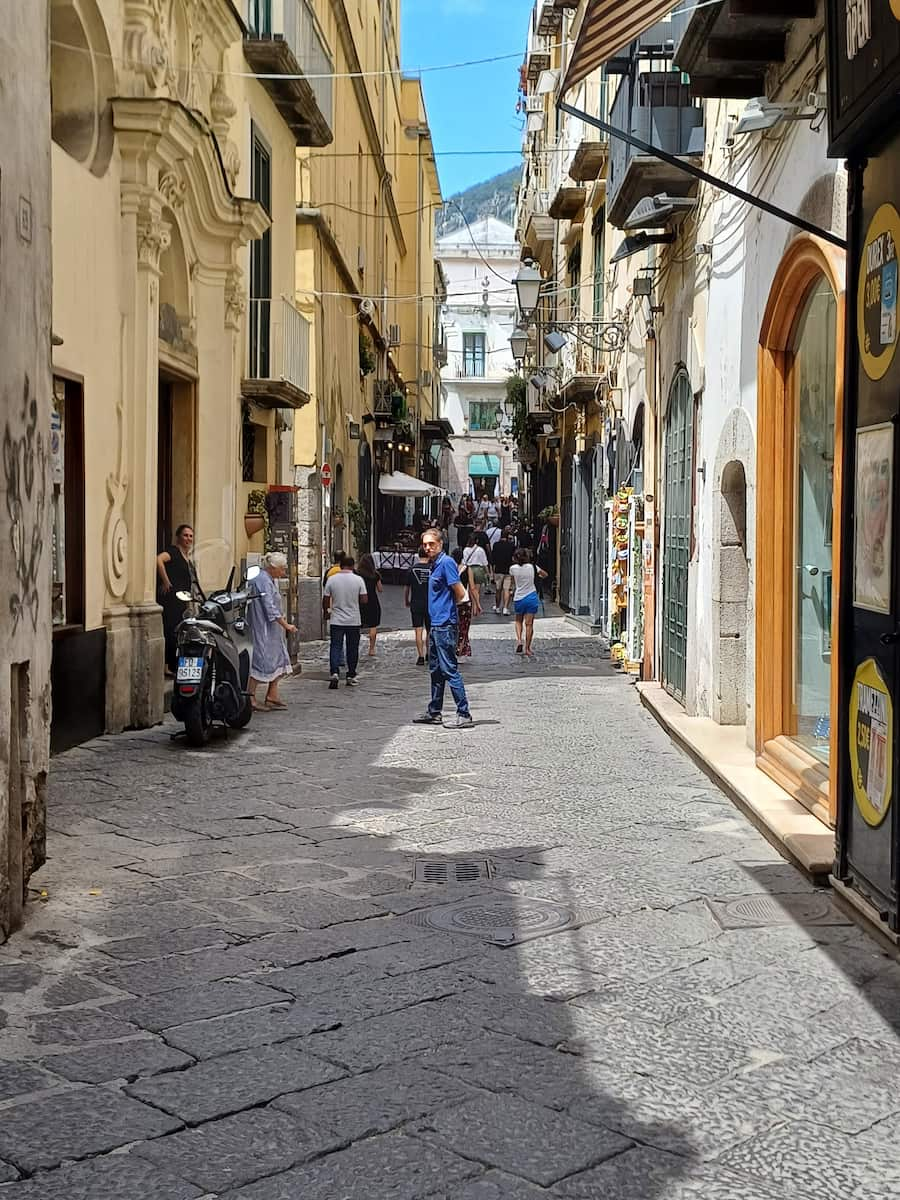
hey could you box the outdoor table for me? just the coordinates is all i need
[373,551,416,581]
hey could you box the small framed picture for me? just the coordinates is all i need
[854,423,894,614]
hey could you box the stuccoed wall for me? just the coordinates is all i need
[0,0,52,937]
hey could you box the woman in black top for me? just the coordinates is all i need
[357,553,383,657]
[156,524,195,673]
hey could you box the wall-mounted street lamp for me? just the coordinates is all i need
[509,325,529,362]
[513,260,544,319]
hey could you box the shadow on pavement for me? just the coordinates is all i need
[3,628,895,1196]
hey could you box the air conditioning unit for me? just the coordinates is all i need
[357,245,366,274]
[388,324,401,347]
[525,95,544,113]
[421,369,432,387]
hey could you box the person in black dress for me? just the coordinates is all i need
[357,553,383,657]
[156,524,195,674]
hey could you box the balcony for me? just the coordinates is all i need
[241,297,311,409]
[244,0,333,146]
[536,2,562,36]
[526,48,551,83]
[675,0,816,99]
[549,183,586,221]
[606,73,703,229]
[569,138,609,183]
[519,188,555,264]
[559,338,608,406]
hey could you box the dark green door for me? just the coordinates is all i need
[663,372,693,701]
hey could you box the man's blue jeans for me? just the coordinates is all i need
[428,622,470,717]
[330,625,360,677]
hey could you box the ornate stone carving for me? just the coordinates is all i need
[158,169,187,209]
[123,0,174,96]
[224,265,246,331]
[210,75,240,190]
[103,383,129,602]
[137,211,171,271]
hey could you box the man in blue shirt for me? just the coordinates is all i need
[413,529,472,728]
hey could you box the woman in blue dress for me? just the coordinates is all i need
[248,552,296,710]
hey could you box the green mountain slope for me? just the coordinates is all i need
[436,167,520,237]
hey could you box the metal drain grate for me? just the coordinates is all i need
[408,895,597,946]
[413,859,493,885]
[707,893,850,930]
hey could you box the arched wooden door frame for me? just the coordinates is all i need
[757,235,846,826]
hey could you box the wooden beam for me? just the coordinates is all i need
[688,75,764,99]
[707,35,785,63]
[728,0,815,16]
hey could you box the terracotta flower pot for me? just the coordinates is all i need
[244,514,265,538]
[547,514,560,527]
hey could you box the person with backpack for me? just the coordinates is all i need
[462,534,489,617]
[404,546,431,665]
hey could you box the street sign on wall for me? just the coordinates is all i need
[321,463,332,488]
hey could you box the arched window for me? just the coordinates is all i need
[50,0,114,176]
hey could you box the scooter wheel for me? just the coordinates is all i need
[183,690,212,746]
[226,696,253,729]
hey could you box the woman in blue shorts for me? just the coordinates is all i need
[509,548,548,657]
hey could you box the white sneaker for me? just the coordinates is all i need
[492,607,499,614]
[502,608,510,616]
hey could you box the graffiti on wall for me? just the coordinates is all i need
[3,374,46,632]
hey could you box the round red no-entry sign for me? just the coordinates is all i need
[321,463,332,488]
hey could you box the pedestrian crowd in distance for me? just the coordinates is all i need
[321,504,551,728]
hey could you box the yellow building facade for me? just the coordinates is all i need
[49,0,328,744]
[293,2,442,636]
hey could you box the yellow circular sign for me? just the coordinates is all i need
[858,204,900,381]
[849,658,894,828]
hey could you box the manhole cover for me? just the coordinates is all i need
[411,896,588,946]
[707,893,850,930]
[413,859,493,885]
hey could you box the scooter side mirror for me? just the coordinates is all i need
[246,566,261,581]
[175,591,193,602]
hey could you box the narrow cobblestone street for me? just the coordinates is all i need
[1,593,900,1198]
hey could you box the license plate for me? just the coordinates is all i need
[176,656,204,682]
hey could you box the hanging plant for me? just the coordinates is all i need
[245,488,272,548]
[346,496,369,553]
[359,330,376,376]
[506,373,529,450]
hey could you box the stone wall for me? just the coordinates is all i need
[0,1,53,938]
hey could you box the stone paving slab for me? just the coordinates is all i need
[40,1034,193,1083]
[225,1131,480,1199]
[0,1087,182,1173]
[272,1061,478,1142]
[130,1106,344,1193]
[125,1042,345,1124]
[414,1092,632,1187]
[2,608,898,1198]
[0,1153,204,1199]
[100,978,288,1032]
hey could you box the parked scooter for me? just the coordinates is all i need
[171,567,256,746]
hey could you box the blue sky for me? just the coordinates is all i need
[401,0,535,198]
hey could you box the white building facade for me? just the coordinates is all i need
[436,217,520,502]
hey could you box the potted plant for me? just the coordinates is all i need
[538,504,560,527]
[245,488,270,543]
[359,330,375,377]
[332,505,346,528]
[346,496,369,554]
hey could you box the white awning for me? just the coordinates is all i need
[377,471,444,497]
[561,0,678,95]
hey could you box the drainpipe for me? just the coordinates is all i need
[643,327,658,682]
